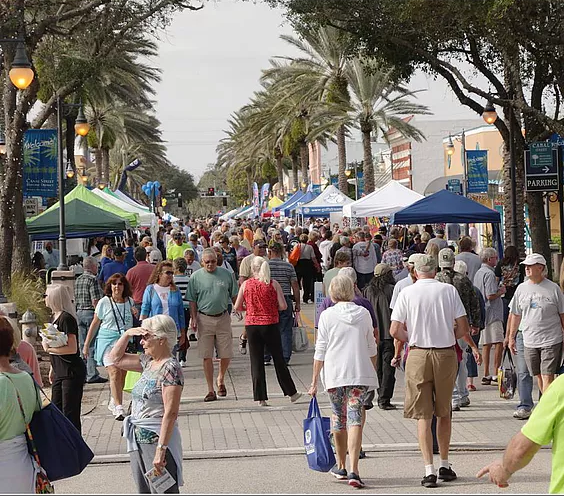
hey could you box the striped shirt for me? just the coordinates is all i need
[268,258,297,296]
[173,274,191,308]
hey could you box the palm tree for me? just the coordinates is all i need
[344,58,431,193]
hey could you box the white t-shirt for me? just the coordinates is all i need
[391,278,466,348]
[186,261,201,276]
[455,252,482,283]
[154,284,170,316]
[509,278,564,348]
[389,276,413,310]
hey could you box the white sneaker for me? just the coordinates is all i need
[513,408,532,420]
[108,398,115,413]
[114,405,126,421]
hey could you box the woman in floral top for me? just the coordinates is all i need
[110,315,184,493]
[381,239,404,277]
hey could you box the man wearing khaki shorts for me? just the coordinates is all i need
[391,255,470,488]
[508,253,564,394]
[187,248,238,402]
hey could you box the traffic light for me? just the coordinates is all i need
[177,194,183,208]
[207,187,215,196]
[222,196,228,207]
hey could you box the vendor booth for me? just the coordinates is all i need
[296,185,353,217]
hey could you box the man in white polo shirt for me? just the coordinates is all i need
[390,254,470,488]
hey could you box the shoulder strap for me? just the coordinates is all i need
[108,297,125,333]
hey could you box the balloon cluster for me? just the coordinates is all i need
[142,180,161,196]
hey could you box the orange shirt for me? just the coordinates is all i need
[244,228,254,247]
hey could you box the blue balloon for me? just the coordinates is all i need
[147,181,154,190]
[142,185,148,194]
[153,180,161,189]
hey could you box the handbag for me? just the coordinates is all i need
[292,312,309,352]
[498,348,517,400]
[303,396,335,472]
[2,374,54,493]
[28,384,94,481]
[288,243,301,266]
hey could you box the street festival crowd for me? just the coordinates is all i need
[2,215,564,492]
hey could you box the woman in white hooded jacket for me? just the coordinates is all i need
[308,274,378,488]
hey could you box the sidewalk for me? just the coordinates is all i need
[80,304,535,462]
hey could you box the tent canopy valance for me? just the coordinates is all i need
[390,189,501,225]
[343,181,424,218]
[296,185,353,216]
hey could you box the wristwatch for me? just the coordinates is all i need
[157,444,168,451]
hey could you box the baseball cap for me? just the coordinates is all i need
[521,253,547,266]
[407,253,423,265]
[113,247,125,257]
[149,250,162,263]
[374,263,392,276]
[253,239,267,247]
[414,254,437,273]
[436,228,445,235]
[403,249,416,262]
[438,248,455,268]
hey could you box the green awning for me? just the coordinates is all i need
[35,184,139,226]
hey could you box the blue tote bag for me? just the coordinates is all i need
[303,396,335,472]
[29,384,94,481]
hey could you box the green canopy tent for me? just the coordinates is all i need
[38,184,139,226]
[27,198,129,239]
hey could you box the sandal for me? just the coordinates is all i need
[217,384,227,397]
[239,335,247,355]
[468,384,477,392]
[204,391,217,402]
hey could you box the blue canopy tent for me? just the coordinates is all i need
[390,189,503,257]
[272,190,304,213]
[283,191,317,217]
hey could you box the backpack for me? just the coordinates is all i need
[288,243,301,266]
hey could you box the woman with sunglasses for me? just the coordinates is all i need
[140,262,186,362]
[219,235,238,276]
[109,315,184,493]
[83,273,136,421]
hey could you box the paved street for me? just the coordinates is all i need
[54,303,550,493]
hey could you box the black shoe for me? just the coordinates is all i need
[188,334,198,342]
[379,403,396,410]
[86,377,108,384]
[359,449,366,459]
[421,474,438,488]
[438,466,457,482]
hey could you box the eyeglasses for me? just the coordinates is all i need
[164,270,174,276]
[203,260,217,264]
[42,294,47,298]
[111,282,124,286]
[173,236,182,240]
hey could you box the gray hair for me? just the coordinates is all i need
[229,235,240,244]
[328,274,355,303]
[340,236,350,245]
[202,248,217,261]
[338,266,357,284]
[142,315,178,351]
[83,256,98,273]
[480,247,498,262]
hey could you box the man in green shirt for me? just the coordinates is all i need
[167,232,190,261]
[477,374,564,493]
[186,248,238,402]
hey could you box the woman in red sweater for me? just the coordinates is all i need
[234,256,302,406]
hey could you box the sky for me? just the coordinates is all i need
[154,0,477,182]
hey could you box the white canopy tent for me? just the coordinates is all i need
[296,185,353,216]
[112,189,151,212]
[92,188,157,227]
[342,181,425,218]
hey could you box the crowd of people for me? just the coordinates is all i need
[3,212,564,492]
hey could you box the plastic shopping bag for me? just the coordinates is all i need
[292,312,309,353]
[498,348,517,400]
[123,370,142,394]
[303,396,335,472]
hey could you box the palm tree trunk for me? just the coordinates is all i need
[94,148,103,184]
[102,147,110,186]
[275,150,285,197]
[291,153,299,191]
[299,141,309,190]
[337,125,348,193]
[362,128,374,194]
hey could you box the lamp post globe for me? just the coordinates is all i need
[74,107,90,136]
[482,101,498,125]
[9,42,34,90]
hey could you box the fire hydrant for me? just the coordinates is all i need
[19,310,38,346]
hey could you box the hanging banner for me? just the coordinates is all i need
[466,150,488,194]
[252,182,259,217]
[259,182,270,213]
[23,129,58,197]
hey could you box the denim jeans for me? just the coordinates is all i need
[77,309,100,382]
[466,333,481,377]
[265,296,293,364]
[515,331,534,411]
[452,338,469,405]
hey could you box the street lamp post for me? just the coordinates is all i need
[0,39,34,303]
[345,162,359,200]
[56,95,90,271]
